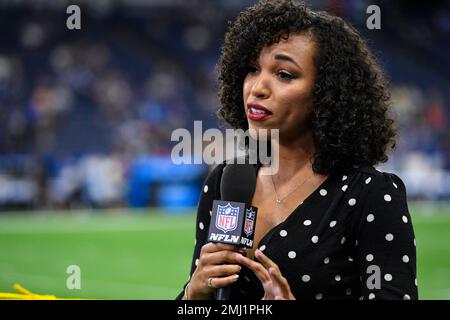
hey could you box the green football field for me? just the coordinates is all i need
[0,205,449,300]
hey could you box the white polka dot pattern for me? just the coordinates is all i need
[186,162,417,300]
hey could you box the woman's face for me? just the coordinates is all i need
[243,33,317,143]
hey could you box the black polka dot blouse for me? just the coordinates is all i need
[177,163,418,300]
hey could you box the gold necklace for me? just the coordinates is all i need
[271,171,315,204]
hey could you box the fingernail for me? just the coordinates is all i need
[234,274,239,281]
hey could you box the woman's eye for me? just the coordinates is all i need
[277,71,295,80]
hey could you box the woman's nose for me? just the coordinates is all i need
[250,74,271,99]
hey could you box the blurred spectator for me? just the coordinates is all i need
[0,0,449,210]
[424,88,448,134]
[78,154,125,208]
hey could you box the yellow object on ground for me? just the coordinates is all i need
[0,284,83,300]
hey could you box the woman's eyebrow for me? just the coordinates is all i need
[274,53,303,71]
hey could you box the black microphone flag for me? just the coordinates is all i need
[208,200,257,248]
[207,163,258,300]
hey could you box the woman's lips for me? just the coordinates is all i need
[247,103,272,121]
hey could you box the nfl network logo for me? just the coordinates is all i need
[216,203,239,233]
[244,208,255,237]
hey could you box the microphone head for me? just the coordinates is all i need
[220,163,257,204]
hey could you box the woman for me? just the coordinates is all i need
[177,0,418,300]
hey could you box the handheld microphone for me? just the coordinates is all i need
[207,163,258,300]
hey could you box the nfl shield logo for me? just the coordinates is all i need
[216,203,239,233]
[244,208,255,237]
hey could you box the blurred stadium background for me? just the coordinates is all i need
[0,0,449,299]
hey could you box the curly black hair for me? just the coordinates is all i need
[216,0,396,175]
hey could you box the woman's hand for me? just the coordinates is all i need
[186,242,244,300]
[236,249,295,300]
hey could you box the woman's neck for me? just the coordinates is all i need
[268,134,316,183]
